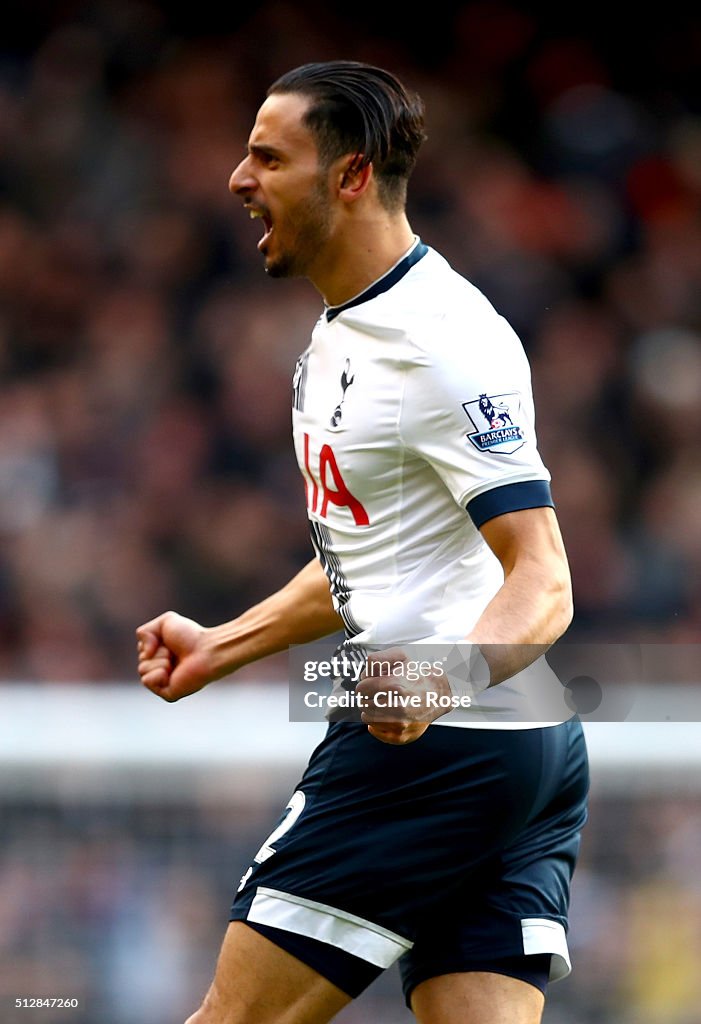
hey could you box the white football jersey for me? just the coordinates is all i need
[292,240,571,727]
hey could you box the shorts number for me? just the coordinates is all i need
[237,790,307,893]
[254,790,306,864]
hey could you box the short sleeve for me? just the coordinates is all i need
[398,308,553,528]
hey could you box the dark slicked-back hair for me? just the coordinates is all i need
[268,61,426,212]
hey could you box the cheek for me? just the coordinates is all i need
[284,201,317,240]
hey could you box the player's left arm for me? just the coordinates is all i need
[360,504,571,744]
[469,503,573,685]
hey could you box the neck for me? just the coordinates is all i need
[309,213,416,307]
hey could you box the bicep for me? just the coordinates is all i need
[479,506,570,579]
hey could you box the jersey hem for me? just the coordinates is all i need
[436,719,569,730]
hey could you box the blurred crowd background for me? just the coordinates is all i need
[1,1,700,680]
[1,1,701,1022]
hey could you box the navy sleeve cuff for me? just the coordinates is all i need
[466,480,554,529]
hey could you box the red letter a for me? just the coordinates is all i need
[318,444,369,526]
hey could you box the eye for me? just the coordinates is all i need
[253,149,281,169]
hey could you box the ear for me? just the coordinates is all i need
[337,154,373,203]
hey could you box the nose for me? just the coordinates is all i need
[229,155,256,196]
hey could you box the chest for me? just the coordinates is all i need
[292,329,407,527]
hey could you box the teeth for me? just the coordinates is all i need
[249,209,263,219]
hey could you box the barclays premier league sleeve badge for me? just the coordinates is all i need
[462,393,525,453]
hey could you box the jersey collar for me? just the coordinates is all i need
[325,238,429,322]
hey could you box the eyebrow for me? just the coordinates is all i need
[247,143,284,161]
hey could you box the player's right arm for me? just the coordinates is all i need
[136,558,342,702]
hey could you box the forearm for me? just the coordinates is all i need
[467,559,573,686]
[204,558,343,679]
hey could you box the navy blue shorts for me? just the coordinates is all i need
[230,719,589,1004]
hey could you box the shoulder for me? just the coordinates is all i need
[397,247,490,319]
[397,250,528,373]
[330,246,526,372]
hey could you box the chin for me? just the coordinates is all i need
[264,260,289,279]
[264,252,299,279]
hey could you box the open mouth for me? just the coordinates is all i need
[248,207,273,251]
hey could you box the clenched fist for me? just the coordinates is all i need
[136,611,213,702]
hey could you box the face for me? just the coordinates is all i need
[229,93,335,279]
